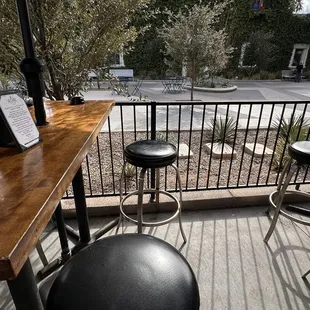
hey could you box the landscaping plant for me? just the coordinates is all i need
[0,0,150,100]
[124,163,136,179]
[159,1,232,101]
[272,114,309,171]
[208,116,237,145]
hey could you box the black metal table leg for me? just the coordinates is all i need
[7,258,44,310]
[71,166,91,254]
[93,218,119,240]
[54,202,71,255]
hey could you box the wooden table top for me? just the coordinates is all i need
[0,100,114,280]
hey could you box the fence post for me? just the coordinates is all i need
[150,101,156,202]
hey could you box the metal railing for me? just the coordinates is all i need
[65,100,310,198]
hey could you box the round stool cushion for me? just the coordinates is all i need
[288,141,310,165]
[124,140,177,168]
[46,234,200,310]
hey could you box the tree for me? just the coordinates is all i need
[159,2,232,101]
[0,0,149,99]
[206,29,233,85]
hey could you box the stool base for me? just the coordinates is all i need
[268,189,310,227]
[120,189,180,227]
[118,163,187,244]
[119,188,186,243]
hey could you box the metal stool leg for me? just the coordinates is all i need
[264,159,296,243]
[137,168,146,233]
[116,163,127,234]
[302,268,310,279]
[156,168,160,212]
[37,202,71,280]
[265,159,291,215]
[172,164,187,243]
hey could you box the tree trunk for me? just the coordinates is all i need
[44,82,54,100]
[45,60,63,100]
[190,59,196,101]
[190,79,194,101]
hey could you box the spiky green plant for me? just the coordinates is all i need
[208,116,237,145]
[124,163,136,178]
[272,114,309,171]
[156,132,167,141]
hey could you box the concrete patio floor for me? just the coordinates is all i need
[1,206,310,309]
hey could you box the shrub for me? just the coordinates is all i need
[272,114,309,171]
[124,163,136,178]
[259,70,270,80]
[208,116,237,145]
[274,71,282,79]
[156,132,167,141]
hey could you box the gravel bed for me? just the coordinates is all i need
[73,130,310,196]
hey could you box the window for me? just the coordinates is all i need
[251,0,271,11]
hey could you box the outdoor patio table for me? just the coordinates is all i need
[0,99,114,310]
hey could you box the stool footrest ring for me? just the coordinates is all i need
[120,189,180,227]
[269,189,310,226]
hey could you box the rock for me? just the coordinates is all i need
[178,143,193,159]
[205,143,236,159]
[243,143,273,158]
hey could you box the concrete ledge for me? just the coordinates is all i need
[185,85,237,93]
[61,184,310,218]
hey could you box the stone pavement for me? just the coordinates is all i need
[83,80,310,131]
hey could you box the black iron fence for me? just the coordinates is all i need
[65,100,310,198]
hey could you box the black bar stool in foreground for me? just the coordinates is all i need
[118,140,187,243]
[264,141,310,277]
[39,234,200,310]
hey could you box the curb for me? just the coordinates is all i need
[61,185,310,218]
[185,85,238,93]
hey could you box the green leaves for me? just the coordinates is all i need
[0,0,150,99]
[159,1,232,99]
[272,113,309,171]
[208,116,237,145]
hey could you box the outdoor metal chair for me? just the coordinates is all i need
[162,78,174,93]
[181,77,187,91]
[161,79,167,92]
[131,79,142,96]
[173,77,184,92]
[162,77,185,93]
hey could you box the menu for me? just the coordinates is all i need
[0,93,41,151]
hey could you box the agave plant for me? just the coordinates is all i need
[208,116,237,145]
[272,114,309,171]
[156,132,167,141]
[273,114,309,141]
[124,163,136,178]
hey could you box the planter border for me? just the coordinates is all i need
[185,85,237,93]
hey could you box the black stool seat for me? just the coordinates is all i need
[44,234,199,310]
[125,140,177,168]
[288,141,310,165]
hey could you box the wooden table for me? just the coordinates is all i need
[0,99,114,309]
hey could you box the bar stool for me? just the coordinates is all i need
[39,234,200,309]
[118,140,187,243]
[264,141,310,244]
